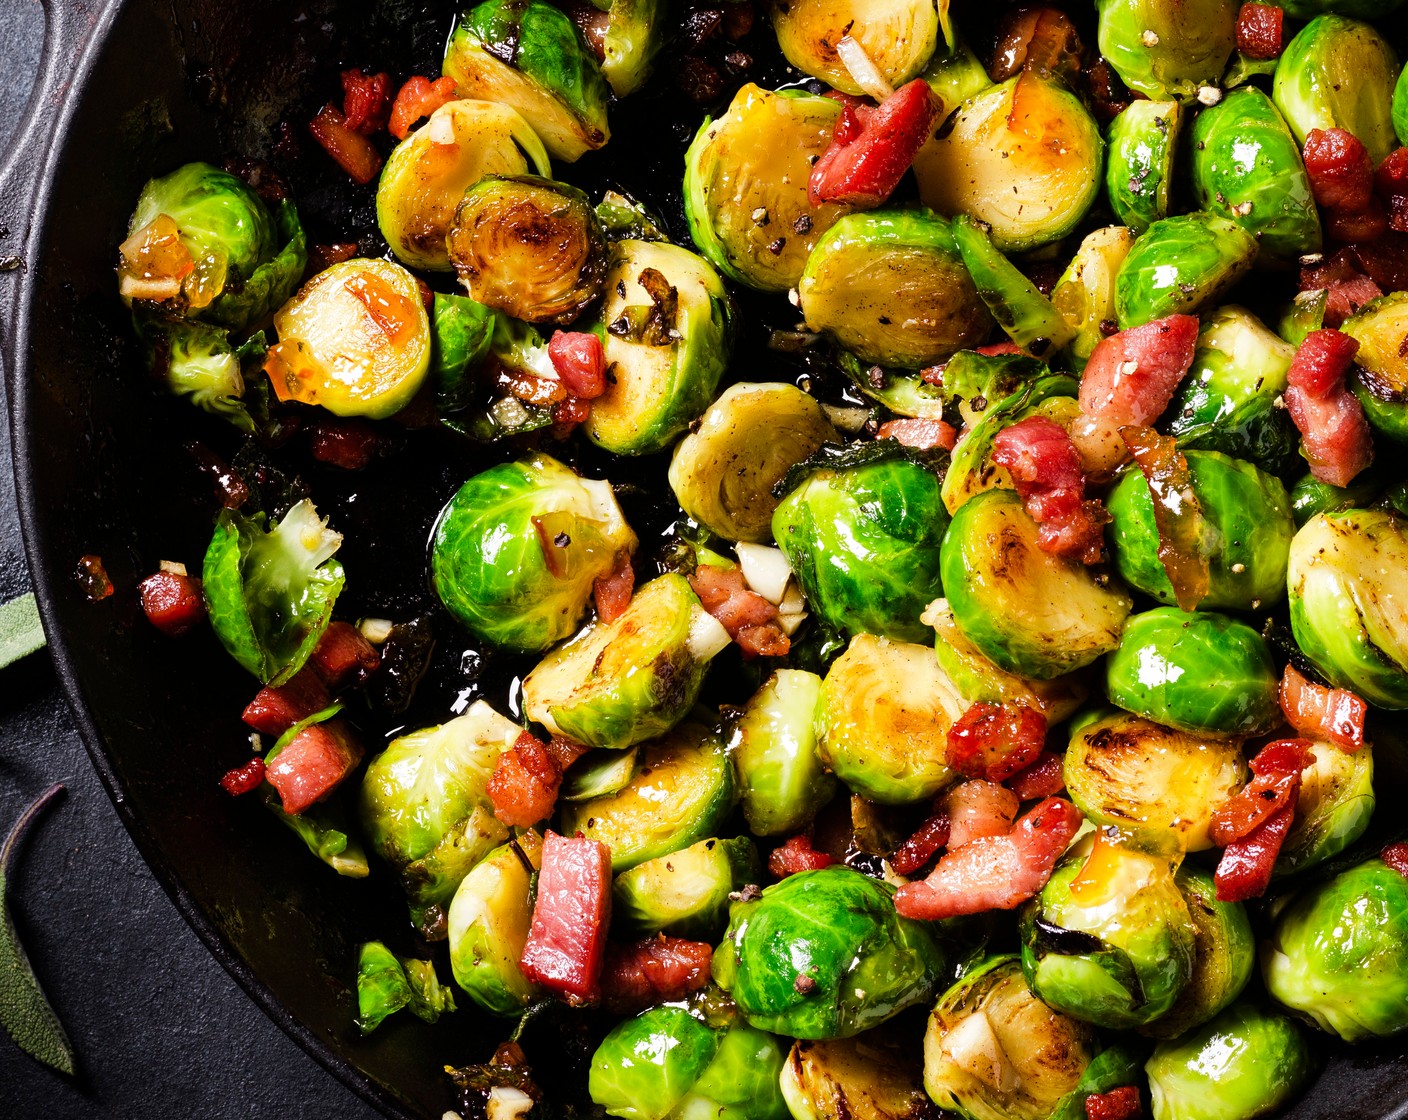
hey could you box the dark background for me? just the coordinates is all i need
[0,3,380,1116]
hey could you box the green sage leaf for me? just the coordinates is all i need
[0,593,46,670]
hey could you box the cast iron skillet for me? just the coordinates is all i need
[5,0,1408,1117]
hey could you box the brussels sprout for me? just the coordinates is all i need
[523,574,729,749]
[1095,0,1237,98]
[1115,213,1257,329]
[1396,58,1408,144]
[772,455,949,643]
[431,453,636,653]
[1276,0,1405,14]
[132,316,258,430]
[1145,1003,1316,1120]
[669,383,837,544]
[359,701,522,937]
[1345,292,1408,443]
[1052,227,1136,367]
[921,37,995,106]
[269,795,370,878]
[265,258,431,419]
[1107,450,1295,611]
[562,747,639,801]
[356,942,414,1034]
[443,0,610,161]
[1273,15,1400,164]
[613,836,759,938]
[446,831,541,1015]
[376,99,551,273]
[429,292,498,414]
[731,669,836,836]
[926,599,1087,721]
[584,239,733,456]
[818,634,964,804]
[835,351,948,419]
[685,1022,790,1120]
[1277,287,1327,349]
[1021,837,1196,1028]
[202,499,344,685]
[913,74,1103,253]
[924,955,1097,1120]
[771,0,939,95]
[941,489,1133,680]
[601,0,663,96]
[1063,710,1247,853]
[1160,306,1299,475]
[1288,469,1386,525]
[781,1027,933,1120]
[119,162,306,331]
[684,85,855,292]
[1143,865,1255,1039]
[1105,101,1182,234]
[1263,857,1408,1041]
[596,190,668,243]
[799,210,992,368]
[1286,510,1408,709]
[589,1005,722,1120]
[1105,608,1280,736]
[1277,740,1374,877]
[1190,87,1321,266]
[713,866,945,1039]
[1049,1047,1145,1120]
[949,216,1073,358]
[559,723,736,871]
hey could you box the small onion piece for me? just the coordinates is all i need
[836,35,896,101]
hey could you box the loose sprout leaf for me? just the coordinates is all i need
[0,593,45,670]
[773,438,949,501]
[0,784,76,1075]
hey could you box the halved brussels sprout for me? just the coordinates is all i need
[771,0,939,95]
[585,239,733,456]
[781,1027,933,1120]
[1021,837,1196,1029]
[132,316,259,430]
[1146,1003,1315,1120]
[773,454,950,643]
[914,74,1103,253]
[1160,306,1299,476]
[1115,213,1257,329]
[1278,740,1374,877]
[1273,15,1401,164]
[799,210,992,368]
[523,573,729,749]
[613,836,759,938]
[559,722,736,871]
[818,633,964,804]
[684,85,855,292]
[731,669,836,836]
[431,454,635,653]
[926,599,1087,722]
[1105,101,1182,234]
[601,0,664,97]
[1287,510,1408,709]
[446,830,542,1015]
[941,489,1133,679]
[359,701,522,937]
[924,955,1097,1120]
[589,1005,722,1120]
[443,0,610,161]
[1263,857,1408,1041]
[1105,608,1280,736]
[684,1022,791,1120]
[1052,227,1136,367]
[1345,292,1408,443]
[265,257,431,418]
[669,383,837,544]
[1190,87,1321,267]
[950,216,1073,358]
[1106,450,1295,611]
[1095,0,1238,98]
[376,99,550,273]
[1143,865,1254,1040]
[447,175,605,324]
[1063,710,1247,853]
[713,866,946,1039]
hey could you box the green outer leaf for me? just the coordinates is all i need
[1105,100,1181,234]
[0,594,46,670]
[0,784,76,1075]
[1115,212,1257,329]
[950,216,1073,356]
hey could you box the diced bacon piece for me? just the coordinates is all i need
[487,730,584,827]
[991,417,1109,563]
[1348,234,1408,293]
[308,417,380,470]
[1304,128,1374,211]
[341,69,392,135]
[600,935,713,1014]
[1279,664,1366,751]
[942,781,1021,849]
[890,812,951,876]
[138,570,206,636]
[1235,2,1283,59]
[1214,801,1294,902]
[388,75,459,140]
[551,395,592,437]
[308,104,383,184]
[976,341,1024,357]
[1211,740,1311,856]
[1287,328,1361,398]
[876,417,958,450]
[548,331,607,399]
[594,550,635,624]
[242,669,332,736]
[894,797,1082,919]
[809,80,941,208]
[519,832,612,1006]
[1381,842,1408,878]
[1375,147,1408,202]
[1301,254,1385,327]
[1006,750,1066,800]
[990,6,1084,83]
[1285,329,1374,487]
[689,565,790,659]
[266,720,363,815]
[219,757,266,796]
[1086,1086,1142,1120]
[946,702,1049,782]
[768,835,834,878]
[310,621,381,689]
[1325,203,1389,245]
